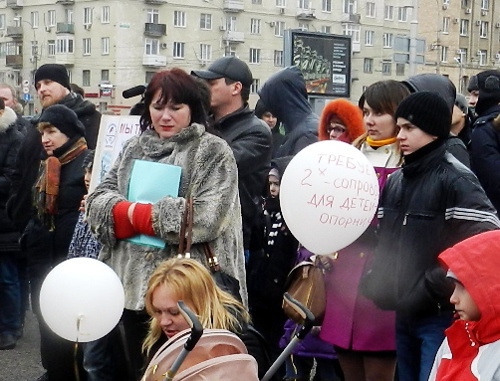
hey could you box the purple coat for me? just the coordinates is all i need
[318,166,398,351]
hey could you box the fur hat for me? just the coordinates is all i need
[318,98,364,142]
[394,91,451,139]
[38,104,85,138]
[34,64,72,91]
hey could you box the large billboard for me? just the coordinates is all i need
[284,30,351,97]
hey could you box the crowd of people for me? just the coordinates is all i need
[1,58,500,381]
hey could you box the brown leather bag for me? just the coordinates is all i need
[282,256,326,324]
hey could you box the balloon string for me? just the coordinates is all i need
[74,315,82,381]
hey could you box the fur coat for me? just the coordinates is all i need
[86,124,246,310]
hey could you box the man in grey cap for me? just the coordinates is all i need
[192,57,272,269]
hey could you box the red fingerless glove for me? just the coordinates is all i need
[112,201,136,239]
[131,203,155,236]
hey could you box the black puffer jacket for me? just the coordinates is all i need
[7,93,100,231]
[0,107,24,250]
[470,104,500,212]
[362,140,499,317]
[258,66,318,157]
[213,105,272,250]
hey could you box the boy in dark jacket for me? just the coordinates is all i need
[362,91,499,381]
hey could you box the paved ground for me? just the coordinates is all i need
[0,310,45,381]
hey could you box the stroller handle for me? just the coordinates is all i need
[177,301,203,351]
[282,293,315,337]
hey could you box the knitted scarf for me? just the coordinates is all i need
[34,137,88,230]
[366,136,398,148]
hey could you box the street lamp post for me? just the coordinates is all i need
[408,0,419,76]
[13,17,39,76]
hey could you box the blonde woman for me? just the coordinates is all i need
[143,258,269,378]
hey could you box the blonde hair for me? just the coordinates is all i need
[143,258,249,355]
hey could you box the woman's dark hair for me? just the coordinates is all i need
[83,150,95,170]
[358,80,411,116]
[140,68,208,132]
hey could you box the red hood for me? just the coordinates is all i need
[438,230,500,345]
[318,98,365,142]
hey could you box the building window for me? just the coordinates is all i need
[48,40,56,56]
[460,19,469,36]
[145,71,156,83]
[322,0,331,12]
[31,11,39,28]
[82,70,91,87]
[147,9,159,24]
[0,14,5,30]
[442,17,450,34]
[343,0,356,14]
[65,8,73,24]
[145,38,160,55]
[226,16,237,31]
[173,42,185,58]
[101,69,109,81]
[56,36,74,54]
[384,5,394,20]
[224,44,237,56]
[441,45,448,62]
[298,0,310,10]
[480,21,488,38]
[276,0,286,7]
[322,25,331,33]
[274,50,283,66]
[366,2,375,17]
[249,48,261,64]
[478,50,487,65]
[200,43,211,62]
[275,21,285,37]
[481,0,489,10]
[252,0,262,3]
[343,24,360,43]
[398,7,408,22]
[174,11,186,27]
[101,6,110,24]
[382,62,392,75]
[101,37,110,55]
[83,38,91,55]
[365,30,374,46]
[298,23,308,31]
[200,13,212,30]
[396,63,405,76]
[363,57,373,73]
[383,33,393,48]
[250,19,261,34]
[48,10,56,27]
[83,7,93,26]
[251,79,260,94]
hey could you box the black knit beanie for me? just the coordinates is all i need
[34,64,72,91]
[39,104,85,138]
[394,91,451,139]
[474,70,500,116]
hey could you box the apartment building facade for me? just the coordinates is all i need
[0,0,498,114]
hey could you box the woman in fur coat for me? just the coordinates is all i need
[86,68,245,380]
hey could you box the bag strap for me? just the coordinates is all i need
[177,198,194,258]
[203,242,221,273]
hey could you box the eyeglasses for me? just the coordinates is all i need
[327,123,347,135]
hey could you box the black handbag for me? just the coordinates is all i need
[179,198,242,302]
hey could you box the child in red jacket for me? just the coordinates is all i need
[429,230,500,380]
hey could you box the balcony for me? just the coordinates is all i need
[222,31,245,43]
[144,0,167,4]
[6,0,23,9]
[296,9,316,20]
[55,53,75,66]
[6,54,23,68]
[349,13,361,23]
[143,54,167,67]
[223,0,244,12]
[56,23,75,34]
[6,26,23,38]
[144,23,167,37]
[56,0,74,4]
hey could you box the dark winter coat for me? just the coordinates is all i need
[212,105,272,251]
[362,140,500,317]
[7,93,101,231]
[470,104,500,212]
[0,107,24,251]
[258,66,318,157]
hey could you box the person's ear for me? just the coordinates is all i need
[232,81,242,96]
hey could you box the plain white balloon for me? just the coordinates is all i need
[280,140,380,255]
[40,257,124,342]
